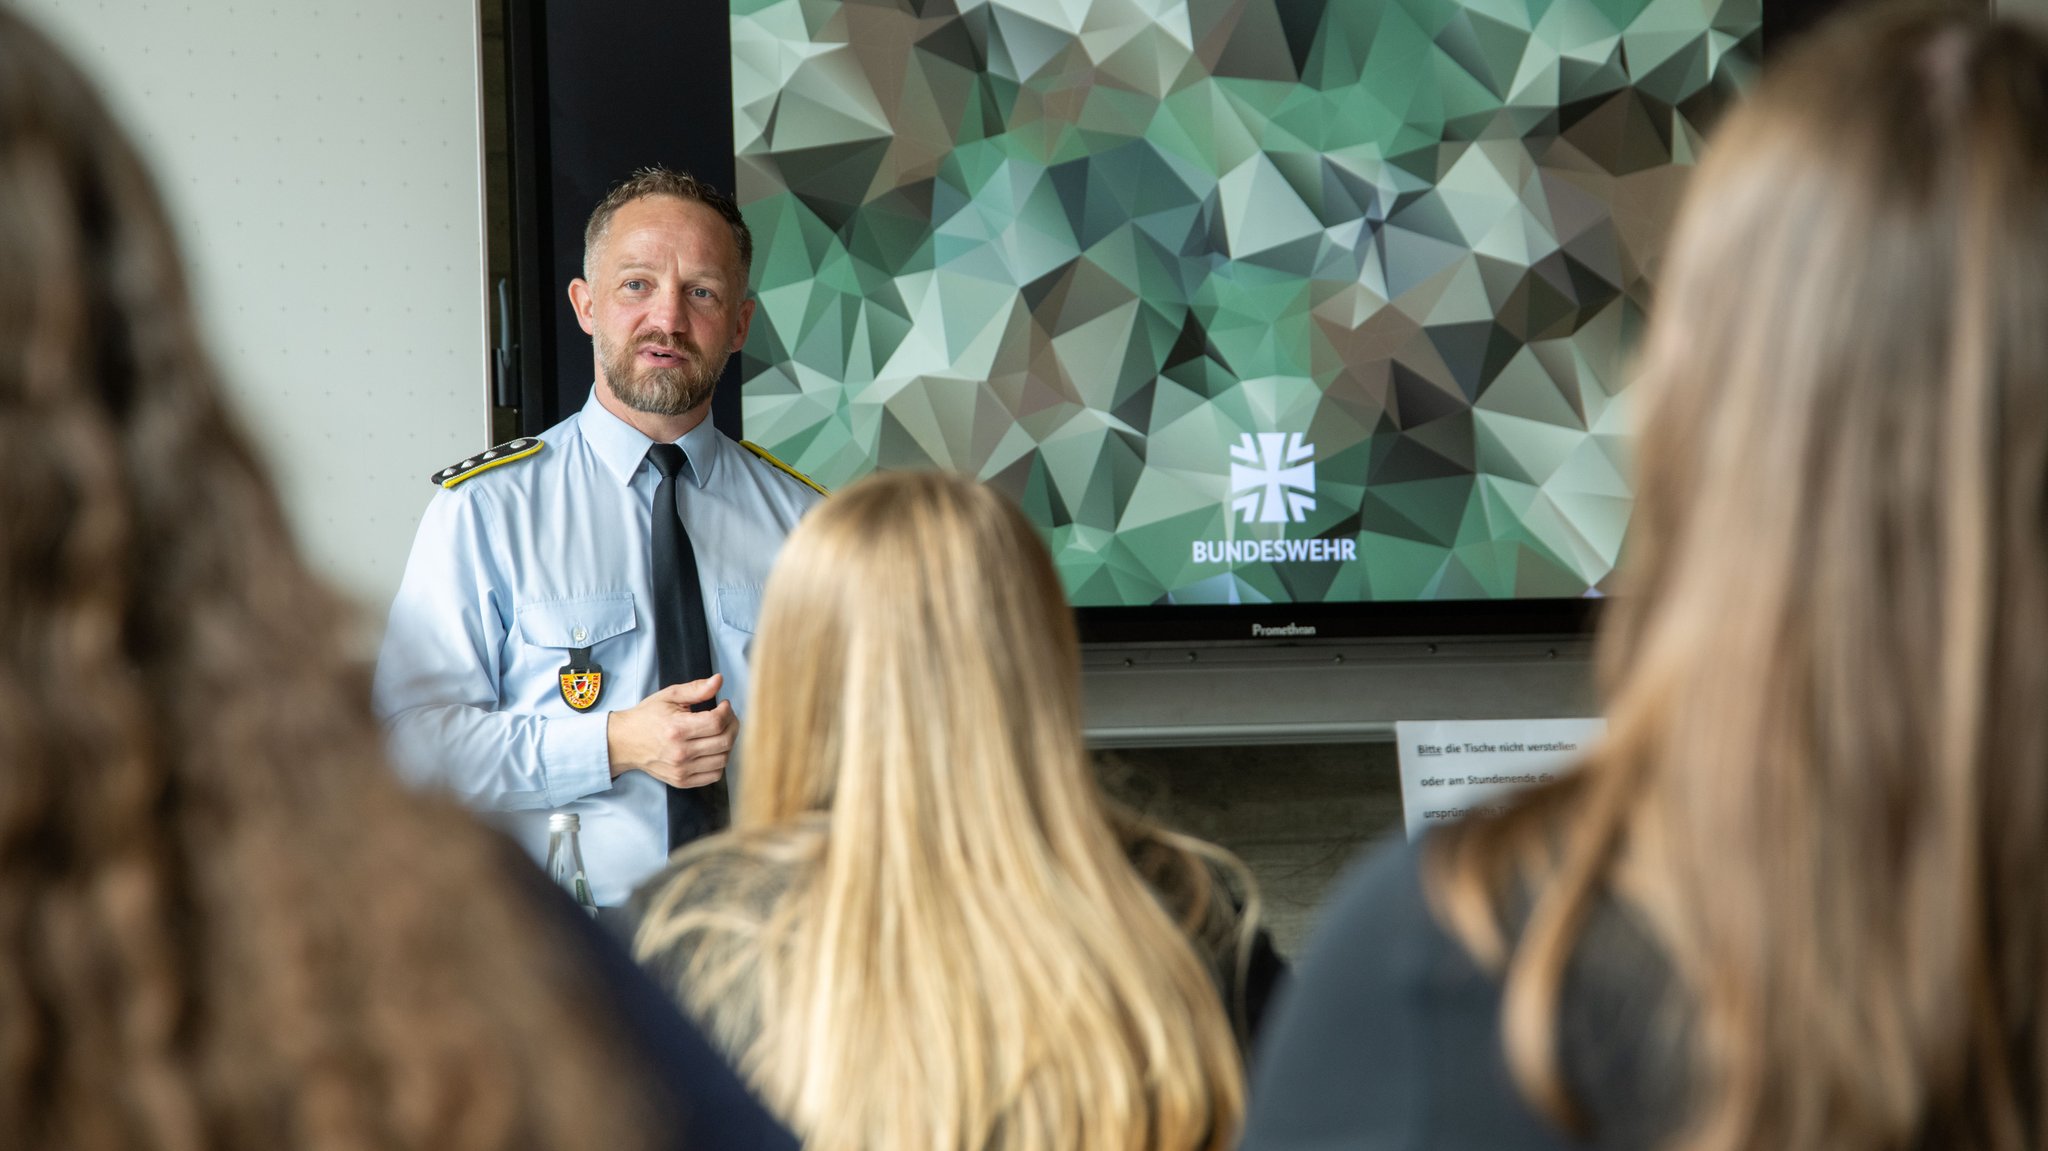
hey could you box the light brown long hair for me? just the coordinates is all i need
[0,9,661,1149]
[1430,6,2048,1149]
[636,470,1247,1150]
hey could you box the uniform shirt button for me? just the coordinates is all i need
[572,626,589,643]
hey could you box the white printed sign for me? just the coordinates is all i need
[1393,718,1606,840]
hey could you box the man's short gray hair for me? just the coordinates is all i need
[582,167,753,279]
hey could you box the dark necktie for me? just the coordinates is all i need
[646,443,730,845]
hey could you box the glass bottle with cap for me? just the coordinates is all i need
[545,812,598,916]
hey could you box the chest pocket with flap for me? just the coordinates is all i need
[715,584,762,635]
[514,593,638,650]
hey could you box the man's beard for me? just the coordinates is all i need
[596,329,727,417]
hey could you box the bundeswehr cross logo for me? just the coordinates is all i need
[1229,432,1317,524]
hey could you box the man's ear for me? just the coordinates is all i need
[568,279,597,336]
[729,297,756,353]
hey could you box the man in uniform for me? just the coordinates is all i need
[373,168,824,906]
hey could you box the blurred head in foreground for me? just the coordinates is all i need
[0,8,658,1149]
[1434,5,2048,1148]
[636,469,1250,1151]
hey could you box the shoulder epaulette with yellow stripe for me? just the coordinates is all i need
[739,440,829,497]
[430,437,544,489]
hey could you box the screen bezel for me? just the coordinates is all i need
[1073,596,1600,644]
[503,0,1851,646]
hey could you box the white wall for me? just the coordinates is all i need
[14,0,488,627]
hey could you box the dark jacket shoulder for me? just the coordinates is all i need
[1243,838,1688,1151]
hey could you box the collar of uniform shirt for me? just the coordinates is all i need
[578,385,722,490]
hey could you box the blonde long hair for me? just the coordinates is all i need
[1431,6,2048,1149]
[636,470,1245,1150]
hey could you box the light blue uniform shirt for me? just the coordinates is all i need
[373,389,822,905]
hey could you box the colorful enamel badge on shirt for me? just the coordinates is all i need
[559,648,604,711]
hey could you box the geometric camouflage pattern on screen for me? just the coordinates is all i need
[733,0,1760,605]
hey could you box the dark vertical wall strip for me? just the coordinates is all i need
[508,2,741,439]
[505,0,556,432]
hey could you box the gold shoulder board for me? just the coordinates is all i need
[430,437,545,489]
[739,440,829,497]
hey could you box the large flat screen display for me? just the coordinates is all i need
[727,0,1758,636]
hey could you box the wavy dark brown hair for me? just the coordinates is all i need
[1430,5,2048,1150]
[0,9,659,1150]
